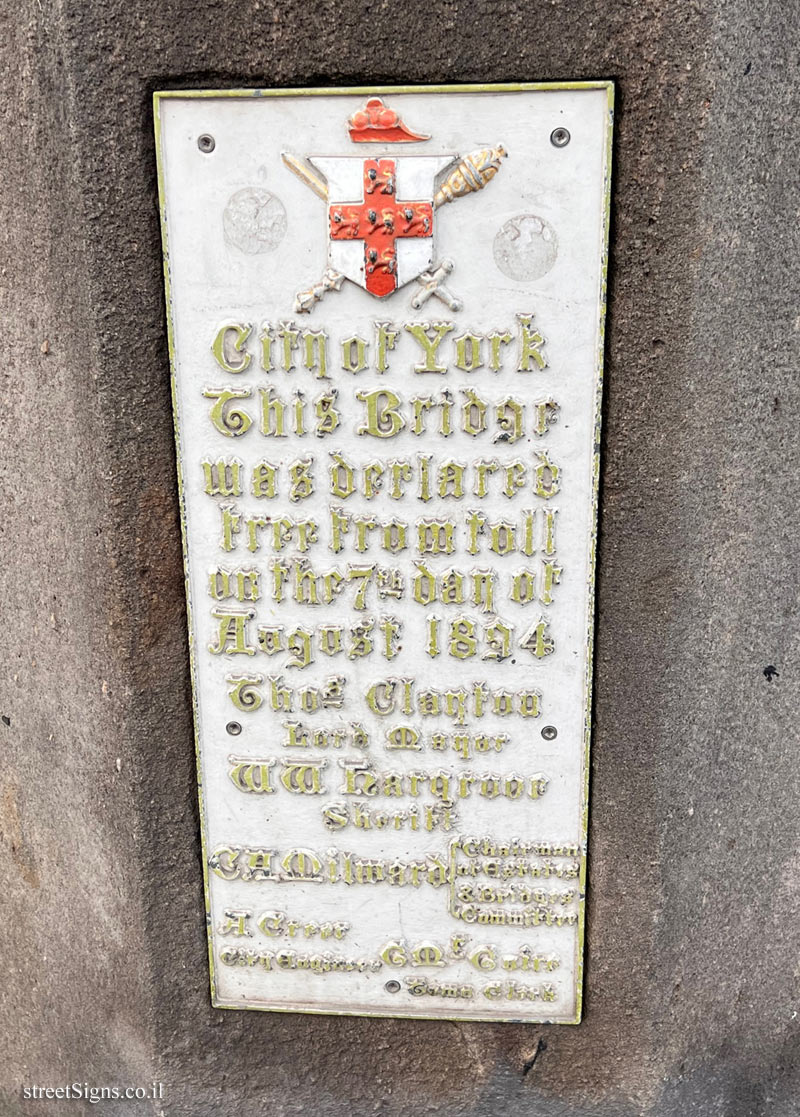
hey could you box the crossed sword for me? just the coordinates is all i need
[282,152,464,315]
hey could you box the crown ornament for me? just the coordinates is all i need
[348,97,430,143]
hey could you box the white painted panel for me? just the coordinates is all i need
[309,156,365,202]
[155,84,613,1023]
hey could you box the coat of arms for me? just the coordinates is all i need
[282,97,507,313]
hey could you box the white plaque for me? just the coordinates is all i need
[155,83,613,1022]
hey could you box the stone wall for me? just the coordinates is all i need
[1,1,798,1113]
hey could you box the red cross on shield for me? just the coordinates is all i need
[309,155,455,297]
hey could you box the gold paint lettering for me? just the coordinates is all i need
[203,458,242,497]
[212,322,252,373]
[287,628,313,668]
[302,329,328,379]
[465,511,485,554]
[503,460,526,498]
[411,397,434,435]
[488,330,512,371]
[533,398,559,436]
[438,461,465,499]
[267,676,292,711]
[251,461,277,498]
[259,323,273,371]
[348,619,374,659]
[450,617,477,659]
[389,461,412,499]
[363,461,384,498]
[341,335,368,373]
[257,627,284,656]
[281,848,323,880]
[484,620,513,661]
[229,759,276,794]
[357,389,405,438]
[462,389,487,436]
[319,626,343,657]
[280,762,327,795]
[226,675,263,711]
[533,451,560,499]
[520,618,555,659]
[471,570,495,613]
[516,313,547,371]
[405,321,455,373]
[495,398,524,444]
[203,388,253,437]
[386,726,421,750]
[418,520,455,555]
[366,680,396,715]
[218,909,252,936]
[474,460,498,498]
[375,321,397,372]
[289,458,314,502]
[540,561,563,605]
[378,615,401,660]
[210,846,243,881]
[259,387,287,437]
[277,321,299,371]
[382,520,407,553]
[511,570,536,605]
[208,610,255,656]
[441,569,465,605]
[330,508,349,553]
[315,392,340,436]
[426,615,441,658]
[454,332,484,372]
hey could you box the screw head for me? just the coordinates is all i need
[550,127,571,148]
[226,721,242,736]
[198,133,216,153]
[541,725,558,741]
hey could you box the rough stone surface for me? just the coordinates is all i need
[1,1,798,1114]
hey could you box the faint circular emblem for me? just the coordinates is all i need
[493,214,558,281]
[223,188,287,254]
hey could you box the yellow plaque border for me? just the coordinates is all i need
[154,81,614,1024]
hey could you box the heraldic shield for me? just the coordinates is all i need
[308,155,455,297]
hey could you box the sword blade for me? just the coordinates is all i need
[281,153,328,202]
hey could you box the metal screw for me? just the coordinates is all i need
[550,127,571,148]
[541,725,558,741]
[226,721,242,736]
[198,133,216,153]
[384,980,401,993]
